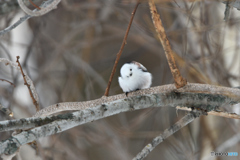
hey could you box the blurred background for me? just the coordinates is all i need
[0,0,240,159]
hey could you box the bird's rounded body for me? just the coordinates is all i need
[118,61,152,93]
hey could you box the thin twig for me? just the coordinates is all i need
[0,15,31,36]
[104,0,141,96]
[148,0,187,89]
[133,112,201,160]
[0,58,39,114]
[18,0,61,17]
[28,0,41,10]
[173,0,181,8]
[176,106,240,119]
[16,56,39,111]
[0,79,15,87]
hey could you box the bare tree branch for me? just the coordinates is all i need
[28,0,41,10]
[0,80,239,155]
[222,0,240,11]
[34,83,240,118]
[0,0,60,36]
[176,106,240,119]
[224,0,231,20]
[133,112,202,160]
[16,56,39,111]
[148,0,187,89]
[0,14,31,36]
[104,0,140,96]
[0,79,15,87]
[17,0,61,17]
[0,58,39,110]
[0,82,237,132]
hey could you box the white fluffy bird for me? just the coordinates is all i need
[118,61,152,94]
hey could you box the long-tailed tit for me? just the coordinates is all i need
[118,61,152,95]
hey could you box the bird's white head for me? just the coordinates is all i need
[120,61,147,78]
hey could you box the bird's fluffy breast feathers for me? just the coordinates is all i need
[118,61,152,93]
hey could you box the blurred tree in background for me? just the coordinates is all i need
[0,0,240,159]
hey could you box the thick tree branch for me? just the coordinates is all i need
[0,83,240,155]
[34,83,240,118]
[0,83,237,133]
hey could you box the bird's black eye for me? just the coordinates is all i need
[130,69,132,71]
[130,73,132,76]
